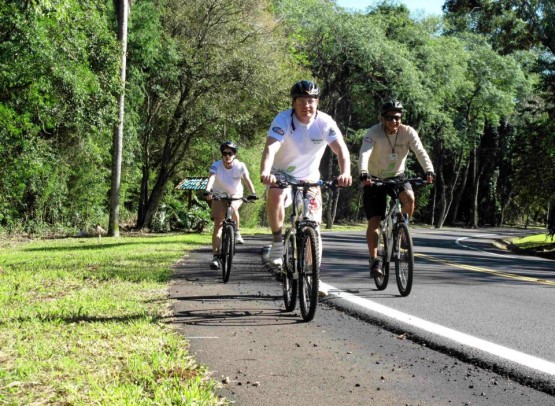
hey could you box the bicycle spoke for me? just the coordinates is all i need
[221,224,234,283]
[394,222,413,296]
[374,229,390,290]
[299,227,320,322]
[282,229,298,312]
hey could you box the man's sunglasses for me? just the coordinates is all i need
[222,151,235,156]
[385,115,402,122]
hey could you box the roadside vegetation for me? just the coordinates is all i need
[511,233,555,260]
[0,233,227,405]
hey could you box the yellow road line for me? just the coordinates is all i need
[415,253,555,286]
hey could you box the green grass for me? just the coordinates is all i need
[512,232,555,259]
[0,233,225,405]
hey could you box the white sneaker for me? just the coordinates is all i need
[261,244,272,264]
[269,241,284,266]
[210,256,220,270]
[235,231,244,244]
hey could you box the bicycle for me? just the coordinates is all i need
[273,179,338,322]
[211,192,257,283]
[369,177,428,297]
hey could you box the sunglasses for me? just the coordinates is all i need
[385,115,402,122]
[222,151,235,156]
[295,97,318,106]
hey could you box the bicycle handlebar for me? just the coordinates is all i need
[272,179,339,189]
[211,193,258,202]
[369,177,428,188]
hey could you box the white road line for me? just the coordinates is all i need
[456,235,508,257]
[185,336,220,339]
[319,281,555,376]
[456,234,546,262]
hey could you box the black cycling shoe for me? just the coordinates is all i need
[369,258,383,277]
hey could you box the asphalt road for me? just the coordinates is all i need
[170,227,555,405]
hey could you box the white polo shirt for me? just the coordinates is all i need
[267,109,342,180]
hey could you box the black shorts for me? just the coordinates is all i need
[362,178,412,220]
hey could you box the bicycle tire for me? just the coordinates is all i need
[298,226,320,322]
[374,229,390,290]
[221,223,235,283]
[394,221,413,296]
[282,229,298,312]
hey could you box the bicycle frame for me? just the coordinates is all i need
[380,190,404,265]
[280,180,329,276]
[212,193,242,230]
[211,192,253,283]
[276,179,336,321]
[372,177,425,262]
[370,177,427,296]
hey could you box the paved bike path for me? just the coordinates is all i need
[169,233,553,405]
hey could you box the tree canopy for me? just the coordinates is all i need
[0,0,552,234]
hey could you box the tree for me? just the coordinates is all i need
[126,0,293,228]
[108,0,131,237]
[444,0,555,227]
[0,1,119,232]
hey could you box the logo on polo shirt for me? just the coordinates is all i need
[272,127,285,135]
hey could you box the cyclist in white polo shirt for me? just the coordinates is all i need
[205,141,257,270]
[260,80,352,267]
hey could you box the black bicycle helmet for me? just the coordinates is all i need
[290,80,320,99]
[220,141,238,153]
[381,100,404,116]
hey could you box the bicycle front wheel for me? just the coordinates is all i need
[374,229,390,290]
[298,226,320,322]
[394,222,413,296]
[282,229,298,312]
[221,224,235,283]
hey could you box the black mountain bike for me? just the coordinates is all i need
[274,179,337,322]
[211,193,257,283]
[370,177,427,297]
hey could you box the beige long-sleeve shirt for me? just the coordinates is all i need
[358,123,434,178]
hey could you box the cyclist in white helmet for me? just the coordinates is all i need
[205,141,257,270]
[260,80,352,267]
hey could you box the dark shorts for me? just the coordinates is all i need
[362,178,412,220]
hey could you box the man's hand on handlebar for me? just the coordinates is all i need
[203,191,213,201]
[426,171,435,184]
[336,173,352,188]
[260,173,276,186]
[359,171,372,186]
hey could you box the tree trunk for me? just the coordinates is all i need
[326,188,340,229]
[449,152,470,225]
[499,191,513,227]
[325,148,335,229]
[137,166,172,229]
[136,130,193,229]
[434,169,447,228]
[108,0,130,237]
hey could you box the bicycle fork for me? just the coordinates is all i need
[290,231,299,280]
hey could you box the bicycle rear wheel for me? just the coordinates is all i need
[282,229,298,312]
[374,229,390,290]
[394,222,413,296]
[298,226,320,322]
[221,223,235,283]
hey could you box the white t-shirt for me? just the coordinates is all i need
[209,160,248,197]
[267,109,342,180]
